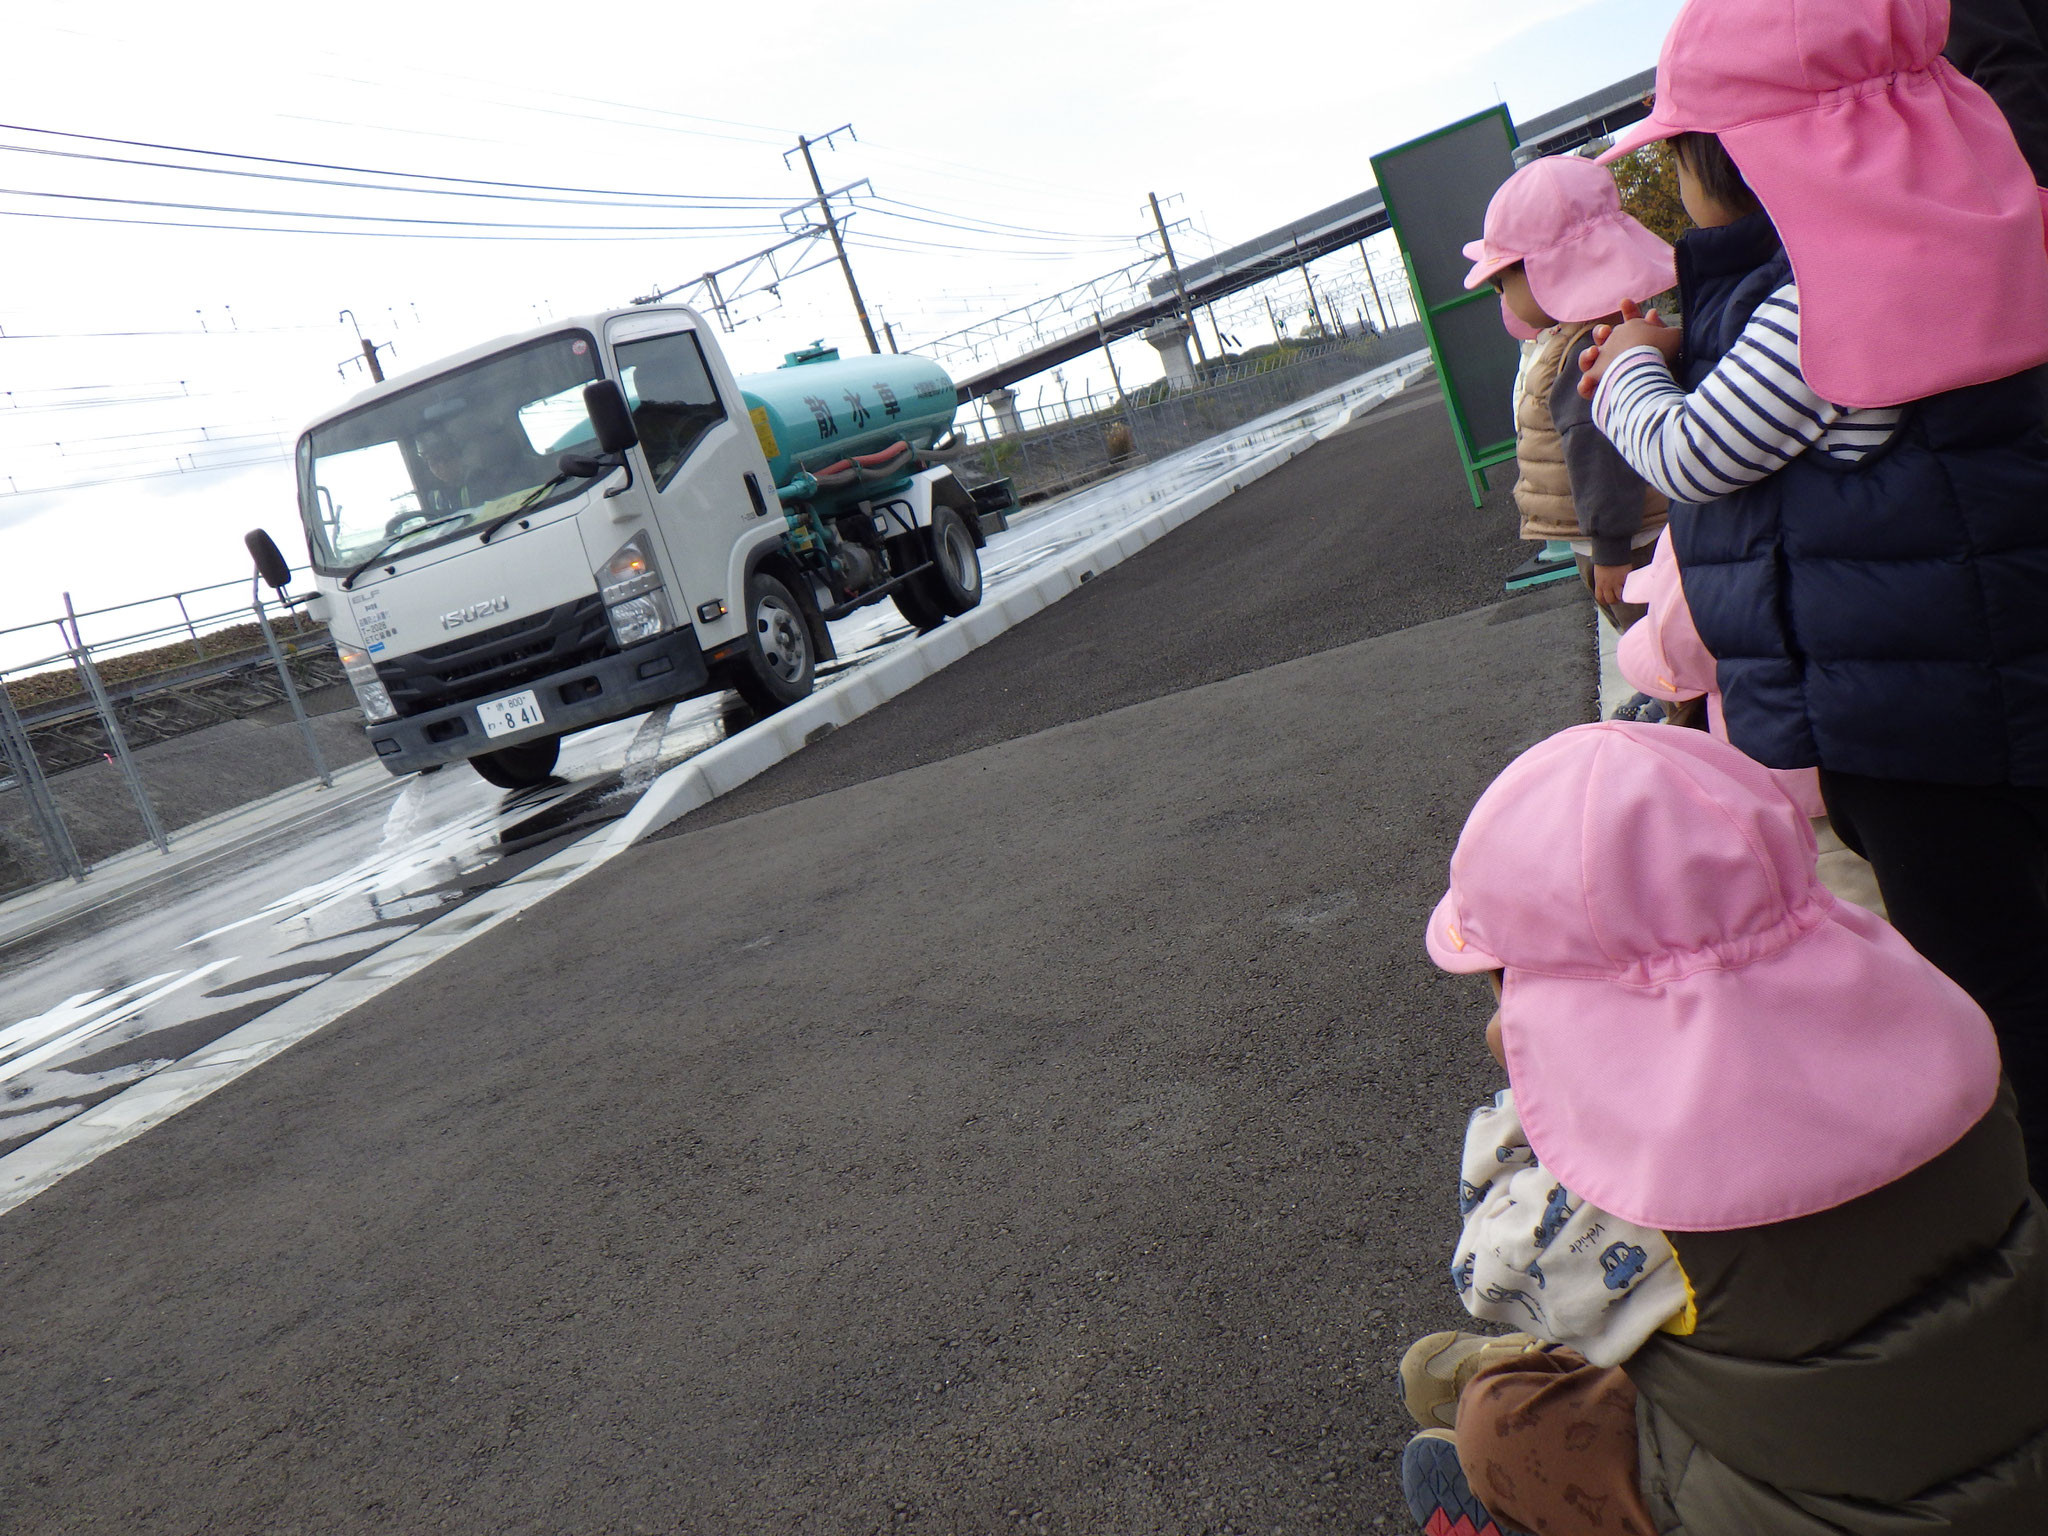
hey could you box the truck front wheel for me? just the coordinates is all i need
[470,735,561,789]
[728,570,815,715]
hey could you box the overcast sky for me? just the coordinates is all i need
[0,0,1680,661]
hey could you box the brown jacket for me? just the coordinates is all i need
[1626,1089,2048,1532]
[1514,321,1668,550]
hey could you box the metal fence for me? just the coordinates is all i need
[948,322,1425,504]
[0,572,348,896]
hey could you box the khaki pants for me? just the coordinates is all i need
[1458,1348,1655,1535]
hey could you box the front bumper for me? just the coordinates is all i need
[365,627,710,775]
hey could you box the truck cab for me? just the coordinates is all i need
[290,308,1008,788]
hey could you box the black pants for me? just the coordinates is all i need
[1821,771,2048,1189]
[1949,0,2048,182]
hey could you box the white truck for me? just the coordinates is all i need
[276,309,1012,788]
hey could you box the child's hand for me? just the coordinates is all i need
[1592,563,1632,607]
[1577,300,1681,398]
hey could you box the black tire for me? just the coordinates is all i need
[470,735,560,789]
[728,570,815,715]
[891,576,946,633]
[923,506,983,617]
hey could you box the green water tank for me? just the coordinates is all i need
[737,351,958,490]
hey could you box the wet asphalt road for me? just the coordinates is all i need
[0,390,1595,1534]
[0,359,1427,1165]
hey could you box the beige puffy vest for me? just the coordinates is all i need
[1513,321,1667,544]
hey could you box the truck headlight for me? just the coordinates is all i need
[337,643,398,722]
[596,532,676,647]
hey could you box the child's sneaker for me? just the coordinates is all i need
[1398,1330,1543,1429]
[1400,1429,1522,1536]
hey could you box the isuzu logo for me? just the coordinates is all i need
[442,596,511,630]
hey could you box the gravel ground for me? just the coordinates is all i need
[0,393,1596,1535]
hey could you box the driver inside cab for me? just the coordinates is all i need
[419,428,486,513]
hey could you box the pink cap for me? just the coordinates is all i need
[1426,723,1999,1232]
[1601,0,2048,408]
[1461,154,1676,325]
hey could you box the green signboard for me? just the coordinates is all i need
[1371,106,1524,508]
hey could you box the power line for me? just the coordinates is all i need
[844,231,1123,262]
[1,453,292,499]
[0,140,802,211]
[0,206,767,242]
[0,120,795,204]
[859,194,1130,243]
[2,324,329,339]
[0,183,790,233]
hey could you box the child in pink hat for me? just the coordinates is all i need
[1461,154,1676,630]
[1579,0,2048,1190]
[1396,722,2045,1536]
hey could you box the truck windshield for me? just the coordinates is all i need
[297,331,604,571]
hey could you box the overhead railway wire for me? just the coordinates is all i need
[0,123,1130,238]
[0,142,808,212]
[4,384,278,411]
[0,184,797,233]
[2,453,292,498]
[845,231,1129,262]
[0,208,752,241]
[855,194,1130,243]
[3,324,332,340]
[12,420,279,447]
[0,121,796,204]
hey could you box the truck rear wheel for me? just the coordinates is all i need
[892,577,946,633]
[924,506,983,617]
[728,570,815,715]
[470,735,561,789]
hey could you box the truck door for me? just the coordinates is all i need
[604,316,771,652]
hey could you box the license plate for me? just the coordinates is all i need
[477,689,545,740]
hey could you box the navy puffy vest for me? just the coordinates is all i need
[1668,215,2048,786]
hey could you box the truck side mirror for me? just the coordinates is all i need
[584,379,639,455]
[245,528,292,590]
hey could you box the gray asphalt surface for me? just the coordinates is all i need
[0,394,1595,1534]
[665,383,1531,834]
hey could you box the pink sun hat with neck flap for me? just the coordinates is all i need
[1426,722,2000,1233]
[1462,154,1676,342]
[1601,0,2048,409]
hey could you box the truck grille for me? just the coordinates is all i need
[374,595,615,716]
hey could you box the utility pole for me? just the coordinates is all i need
[882,320,900,354]
[1205,302,1230,358]
[1264,294,1285,345]
[1093,312,1128,400]
[1293,238,1327,337]
[788,126,880,354]
[1147,191,1208,367]
[1358,240,1391,331]
[337,309,391,382]
[703,270,734,333]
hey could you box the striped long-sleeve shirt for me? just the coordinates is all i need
[1591,284,1902,504]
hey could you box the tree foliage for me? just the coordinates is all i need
[1609,139,1692,247]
